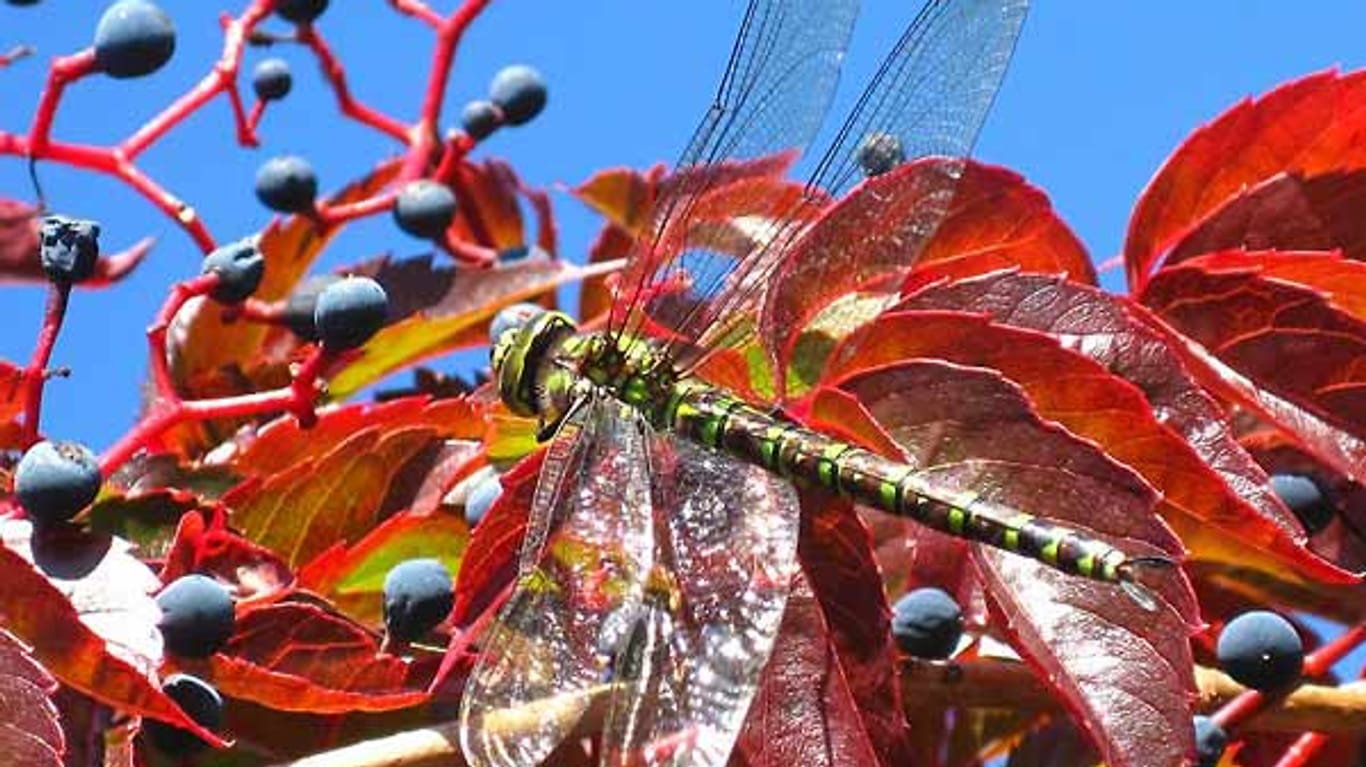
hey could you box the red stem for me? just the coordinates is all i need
[145,273,220,398]
[0,45,35,68]
[27,48,97,152]
[298,27,410,143]
[390,0,443,29]
[20,282,72,448]
[317,190,397,227]
[1271,732,1330,767]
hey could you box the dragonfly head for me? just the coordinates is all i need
[490,308,580,429]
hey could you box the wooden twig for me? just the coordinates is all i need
[265,658,1366,766]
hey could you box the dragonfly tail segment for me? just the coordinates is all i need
[663,380,1174,606]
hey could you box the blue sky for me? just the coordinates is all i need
[3,1,1366,450]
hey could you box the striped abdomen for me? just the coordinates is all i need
[662,379,1133,584]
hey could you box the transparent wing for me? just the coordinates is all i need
[599,433,801,767]
[609,0,860,339]
[661,0,1031,370]
[460,395,656,767]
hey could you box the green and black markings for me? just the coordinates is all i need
[494,312,1156,589]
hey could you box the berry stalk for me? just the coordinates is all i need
[20,281,72,447]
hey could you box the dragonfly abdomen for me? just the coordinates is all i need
[664,379,1131,584]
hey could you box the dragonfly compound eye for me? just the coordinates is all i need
[493,310,578,418]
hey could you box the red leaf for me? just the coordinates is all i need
[223,398,476,568]
[161,510,294,603]
[1140,254,1366,443]
[823,310,1353,585]
[896,272,1346,580]
[183,603,429,714]
[1126,69,1366,290]
[0,524,224,746]
[826,359,1198,767]
[0,629,63,766]
[763,160,1092,387]
[445,158,542,253]
[735,572,885,767]
[229,397,481,477]
[449,450,543,628]
[1168,170,1366,264]
[978,550,1197,767]
[796,497,911,765]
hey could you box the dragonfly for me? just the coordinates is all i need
[461,1,1171,765]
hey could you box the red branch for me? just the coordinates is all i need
[20,281,72,447]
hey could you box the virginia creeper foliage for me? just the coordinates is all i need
[1,3,1365,767]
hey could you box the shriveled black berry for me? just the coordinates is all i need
[1270,473,1335,534]
[252,57,292,101]
[461,99,502,140]
[313,276,388,350]
[275,0,327,24]
[856,132,905,177]
[488,302,545,344]
[392,180,457,240]
[383,558,453,643]
[15,440,102,526]
[201,238,265,304]
[156,574,235,658]
[488,65,547,126]
[1216,610,1303,691]
[255,155,317,214]
[39,216,100,284]
[93,1,175,79]
[142,674,222,757]
[1193,715,1227,767]
[464,474,502,527]
[891,587,963,660]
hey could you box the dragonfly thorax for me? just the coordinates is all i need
[491,309,679,437]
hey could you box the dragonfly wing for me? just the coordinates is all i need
[691,0,1032,366]
[460,396,657,767]
[599,434,802,767]
[611,0,860,341]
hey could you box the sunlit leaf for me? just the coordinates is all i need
[824,309,1354,585]
[1140,254,1366,447]
[0,524,223,746]
[178,602,431,714]
[0,629,63,767]
[1126,69,1366,289]
[826,359,1197,767]
[765,159,1093,388]
[298,510,468,625]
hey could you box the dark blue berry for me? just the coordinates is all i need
[142,674,222,756]
[461,99,502,140]
[201,238,265,304]
[891,587,963,659]
[1193,715,1227,767]
[489,302,545,343]
[275,0,327,24]
[252,57,292,101]
[6,1,43,6]
[15,441,102,526]
[383,558,453,643]
[488,65,547,126]
[282,274,340,341]
[156,574,235,658]
[1216,610,1303,691]
[93,1,175,79]
[856,132,905,177]
[1270,473,1335,534]
[39,216,100,284]
[465,474,502,527]
[255,155,317,214]
[393,180,457,240]
[313,276,388,350]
